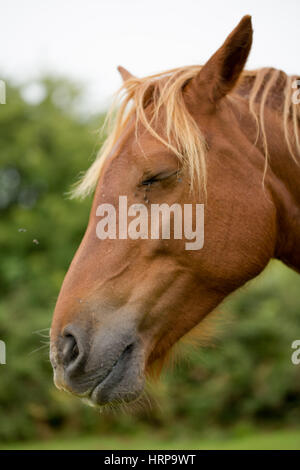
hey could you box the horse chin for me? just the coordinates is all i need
[85,371,145,408]
[89,379,144,408]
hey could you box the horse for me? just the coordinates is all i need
[50,15,300,407]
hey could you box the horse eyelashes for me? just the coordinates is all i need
[140,170,180,187]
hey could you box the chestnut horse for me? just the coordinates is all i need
[50,16,300,407]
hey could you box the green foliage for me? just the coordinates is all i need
[0,79,299,443]
[0,78,103,441]
[159,263,300,434]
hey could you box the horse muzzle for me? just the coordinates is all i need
[50,322,145,406]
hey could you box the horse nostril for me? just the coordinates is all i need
[62,334,80,366]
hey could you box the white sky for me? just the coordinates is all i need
[0,0,299,112]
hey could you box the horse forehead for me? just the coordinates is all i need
[129,132,169,158]
[109,128,169,169]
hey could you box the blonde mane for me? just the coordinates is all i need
[71,66,300,199]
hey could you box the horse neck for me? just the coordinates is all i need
[259,101,300,271]
[233,69,300,270]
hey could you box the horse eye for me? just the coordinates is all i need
[140,170,179,186]
[141,175,160,186]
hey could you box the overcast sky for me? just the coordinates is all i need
[1,0,299,111]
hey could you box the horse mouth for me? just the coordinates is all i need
[87,342,142,406]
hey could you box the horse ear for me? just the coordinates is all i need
[192,15,253,103]
[117,66,135,82]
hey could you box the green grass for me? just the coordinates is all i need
[1,429,300,450]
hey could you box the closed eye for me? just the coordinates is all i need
[140,170,179,186]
